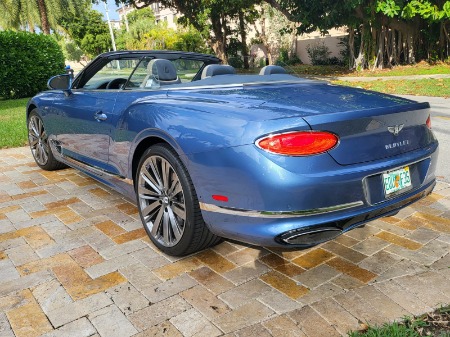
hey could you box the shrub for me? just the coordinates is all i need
[306,42,332,66]
[0,31,65,99]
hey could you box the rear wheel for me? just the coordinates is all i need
[135,144,221,256]
[28,110,65,171]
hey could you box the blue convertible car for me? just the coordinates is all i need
[27,51,439,256]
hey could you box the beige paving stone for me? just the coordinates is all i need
[95,220,126,238]
[99,240,147,260]
[374,280,432,316]
[292,248,334,269]
[153,256,201,280]
[262,314,307,337]
[6,297,53,337]
[327,257,377,283]
[321,241,368,264]
[294,264,341,289]
[358,250,403,275]
[36,239,86,259]
[130,247,170,270]
[212,241,240,256]
[0,260,20,284]
[0,312,15,337]
[429,252,450,270]
[288,305,340,337]
[194,250,237,274]
[351,236,390,256]
[189,266,234,295]
[331,274,365,290]
[132,321,182,337]
[413,212,450,233]
[416,270,450,296]
[296,283,344,305]
[106,283,150,316]
[385,244,437,266]
[113,229,147,244]
[46,292,112,328]
[333,234,360,247]
[0,290,33,313]
[311,297,360,336]
[222,260,270,285]
[170,308,222,337]
[118,263,161,293]
[394,274,450,307]
[234,323,272,337]
[219,279,272,309]
[128,295,191,331]
[89,304,138,337]
[85,253,139,279]
[39,318,96,337]
[260,271,309,299]
[354,285,409,319]
[343,225,380,241]
[375,259,428,282]
[68,245,104,268]
[141,273,197,304]
[259,253,288,268]
[258,289,302,314]
[0,237,27,251]
[406,227,440,244]
[32,279,73,314]
[180,285,230,319]
[418,239,450,258]
[0,270,54,298]
[333,290,388,325]
[376,231,422,250]
[226,247,269,266]
[212,300,274,334]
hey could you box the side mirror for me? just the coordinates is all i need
[47,74,72,91]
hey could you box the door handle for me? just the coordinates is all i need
[94,111,107,122]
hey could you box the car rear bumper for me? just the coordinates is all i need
[194,142,438,247]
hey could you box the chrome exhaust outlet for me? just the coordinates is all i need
[277,227,342,245]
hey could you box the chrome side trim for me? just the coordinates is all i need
[199,201,364,218]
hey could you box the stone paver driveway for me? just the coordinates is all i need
[1,147,449,337]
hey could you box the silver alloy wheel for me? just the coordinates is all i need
[137,155,186,247]
[28,115,49,166]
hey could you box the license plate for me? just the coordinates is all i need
[383,166,411,195]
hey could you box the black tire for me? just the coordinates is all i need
[135,144,221,256]
[27,110,66,171]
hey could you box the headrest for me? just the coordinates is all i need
[259,65,287,75]
[147,59,178,81]
[201,64,236,79]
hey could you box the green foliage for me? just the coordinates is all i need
[0,98,29,148]
[0,31,65,99]
[348,322,421,337]
[306,42,333,65]
[60,9,111,58]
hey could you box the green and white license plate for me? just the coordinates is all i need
[383,166,412,195]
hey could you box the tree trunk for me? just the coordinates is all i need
[354,25,365,70]
[238,11,249,69]
[210,15,227,62]
[36,0,50,34]
[348,27,356,69]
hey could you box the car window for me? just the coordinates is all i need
[125,57,206,90]
[83,59,140,90]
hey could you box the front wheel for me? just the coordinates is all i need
[135,144,221,256]
[28,110,65,171]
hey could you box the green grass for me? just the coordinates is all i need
[348,305,450,337]
[347,62,450,77]
[0,98,29,149]
[334,78,450,97]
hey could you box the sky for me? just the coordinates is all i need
[92,0,121,21]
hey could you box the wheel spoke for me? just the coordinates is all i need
[161,159,170,190]
[138,185,159,197]
[141,200,160,217]
[141,170,161,194]
[148,157,164,190]
[162,210,170,244]
[171,202,186,220]
[168,207,183,241]
[151,207,165,237]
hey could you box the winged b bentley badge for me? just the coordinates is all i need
[388,124,404,136]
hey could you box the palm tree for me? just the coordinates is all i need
[0,0,86,34]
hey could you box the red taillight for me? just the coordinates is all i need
[426,115,432,129]
[212,195,228,202]
[256,131,339,156]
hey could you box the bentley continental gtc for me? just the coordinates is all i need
[26,51,439,256]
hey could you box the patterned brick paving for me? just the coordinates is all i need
[0,147,449,337]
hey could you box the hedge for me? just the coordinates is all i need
[0,31,65,99]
